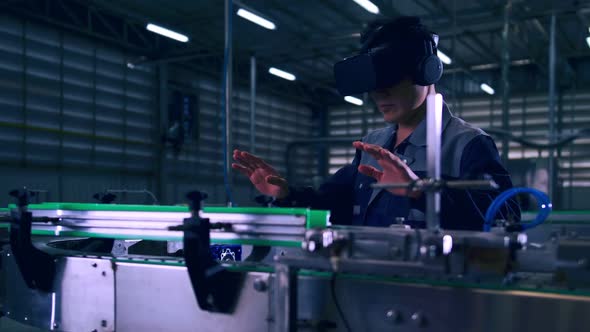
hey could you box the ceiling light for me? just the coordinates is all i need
[237,8,276,30]
[480,83,495,95]
[352,0,380,14]
[269,67,295,81]
[586,36,590,48]
[344,96,363,106]
[146,23,189,42]
[437,50,452,65]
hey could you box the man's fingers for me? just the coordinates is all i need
[379,149,406,169]
[234,150,261,170]
[352,141,364,149]
[358,165,383,181]
[241,151,274,170]
[353,142,410,174]
[233,149,247,161]
[240,151,260,164]
[232,151,256,171]
[233,149,249,164]
[232,163,252,177]
[354,142,384,160]
[354,141,382,160]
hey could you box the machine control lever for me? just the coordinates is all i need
[8,188,56,292]
[173,191,243,313]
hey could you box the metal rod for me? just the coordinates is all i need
[273,264,298,332]
[224,0,233,204]
[371,180,499,190]
[548,13,557,202]
[250,55,256,154]
[425,93,443,231]
[501,0,512,162]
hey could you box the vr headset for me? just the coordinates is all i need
[334,25,443,96]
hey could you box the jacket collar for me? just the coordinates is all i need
[365,103,454,209]
[391,102,454,147]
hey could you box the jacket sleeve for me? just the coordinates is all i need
[272,149,361,225]
[411,135,521,230]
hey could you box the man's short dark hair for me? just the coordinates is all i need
[360,16,435,52]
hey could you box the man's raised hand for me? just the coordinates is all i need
[232,149,289,199]
[353,141,421,198]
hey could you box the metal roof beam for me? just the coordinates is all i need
[1,0,156,53]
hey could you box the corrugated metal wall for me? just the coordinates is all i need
[164,65,316,205]
[0,14,316,207]
[327,91,590,209]
[0,14,157,205]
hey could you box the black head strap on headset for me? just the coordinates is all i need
[333,17,443,96]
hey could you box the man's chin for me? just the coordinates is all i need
[382,114,398,124]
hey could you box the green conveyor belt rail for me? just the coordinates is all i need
[0,203,329,246]
[6,202,328,229]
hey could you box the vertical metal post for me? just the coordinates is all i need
[456,0,465,112]
[157,64,168,204]
[224,0,233,204]
[58,31,64,202]
[501,0,512,162]
[426,93,443,231]
[250,55,256,154]
[122,52,129,194]
[21,21,28,168]
[317,108,329,178]
[273,263,298,332]
[548,14,557,201]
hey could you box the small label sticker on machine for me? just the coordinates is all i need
[210,245,242,262]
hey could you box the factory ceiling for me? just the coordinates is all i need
[3,0,590,104]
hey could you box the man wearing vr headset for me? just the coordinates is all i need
[233,16,518,230]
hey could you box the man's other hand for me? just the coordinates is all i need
[232,149,289,199]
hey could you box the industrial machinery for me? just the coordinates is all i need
[2,94,590,332]
[2,192,590,332]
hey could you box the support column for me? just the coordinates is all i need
[500,0,512,163]
[548,14,557,201]
[250,55,256,154]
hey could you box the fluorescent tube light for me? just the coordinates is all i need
[146,23,189,42]
[352,0,380,14]
[344,96,363,106]
[437,50,452,65]
[237,8,276,30]
[269,67,295,81]
[480,83,495,95]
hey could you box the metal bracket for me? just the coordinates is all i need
[170,191,243,313]
[8,189,56,292]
